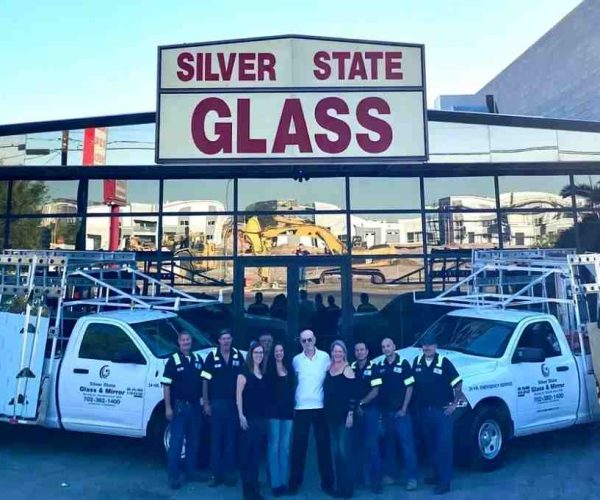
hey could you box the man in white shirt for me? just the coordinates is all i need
[289,329,334,496]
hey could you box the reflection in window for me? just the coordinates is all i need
[489,126,558,162]
[163,179,233,212]
[499,175,571,204]
[500,211,574,248]
[348,213,423,252]
[86,216,158,251]
[424,177,495,208]
[349,178,420,210]
[11,180,79,215]
[426,212,499,249]
[88,180,159,212]
[238,178,345,211]
[9,217,81,250]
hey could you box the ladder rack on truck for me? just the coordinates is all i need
[414,248,600,376]
[0,250,215,422]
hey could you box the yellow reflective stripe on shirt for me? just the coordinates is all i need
[404,376,415,386]
[173,353,181,366]
[436,354,444,368]
[201,371,213,380]
[160,376,172,384]
[370,378,383,387]
[451,376,462,387]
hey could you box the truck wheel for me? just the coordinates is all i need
[469,406,509,471]
[148,413,186,461]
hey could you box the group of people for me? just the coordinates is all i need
[161,327,463,499]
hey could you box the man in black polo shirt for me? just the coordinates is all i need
[161,331,208,490]
[202,329,243,487]
[377,337,418,492]
[412,333,463,495]
[351,341,383,494]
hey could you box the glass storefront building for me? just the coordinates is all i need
[1,109,599,348]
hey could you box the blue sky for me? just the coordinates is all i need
[0,0,582,125]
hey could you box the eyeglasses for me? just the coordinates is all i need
[301,338,314,344]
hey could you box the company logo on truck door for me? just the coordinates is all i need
[99,365,110,379]
[541,363,550,377]
[156,36,427,162]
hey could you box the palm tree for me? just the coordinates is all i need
[560,178,600,218]
[557,178,600,251]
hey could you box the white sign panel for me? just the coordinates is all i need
[156,35,427,163]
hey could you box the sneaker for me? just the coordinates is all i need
[406,479,418,491]
[434,485,451,495]
[207,476,222,487]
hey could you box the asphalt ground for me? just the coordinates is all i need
[2,422,600,500]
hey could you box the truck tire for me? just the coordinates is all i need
[147,412,186,462]
[468,406,509,471]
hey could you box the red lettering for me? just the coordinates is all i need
[314,98,351,154]
[272,99,312,153]
[313,51,331,80]
[236,99,267,153]
[348,53,368,80]
[364,52,383,79]
[257,53,276,81]
[190,98,232,154]
[356,97,392,153]
[176,52,194,82]
[385,51,403,80]
[217,53,236,81]
[238,53,255,81]
[204,54,219,81]
[331,51,351,80]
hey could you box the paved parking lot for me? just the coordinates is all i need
[2,422,600,500]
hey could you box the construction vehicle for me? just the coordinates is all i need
[392,249,600,470]
[0,250,219,454]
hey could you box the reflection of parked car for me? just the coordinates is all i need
[178,301,287,348]
[349,291,453,353]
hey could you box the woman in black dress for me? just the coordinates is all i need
[236,341,267,500]
[323,340,356,499]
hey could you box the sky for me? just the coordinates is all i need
[0,0,583,125]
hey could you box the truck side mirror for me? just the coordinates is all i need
[512,347,546,364]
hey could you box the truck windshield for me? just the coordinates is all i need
[132,316,213,358]
[418,315,515,358]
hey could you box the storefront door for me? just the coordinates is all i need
[234,256,351,351]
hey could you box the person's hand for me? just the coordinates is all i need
[444,403,457,416]
[239,415,249,431]
[395,409,407,418]
[345,412,354,429]
[203,402,211,417]
[165,406,174,421]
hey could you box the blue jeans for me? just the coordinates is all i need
[210,399,238,479]
[351,406,382,488]
[382,410,418,482]
[240,418,268,491]
[268,419,293,488]
[329,422,353,496]
[418,408,454,488]
[167,401,202,482]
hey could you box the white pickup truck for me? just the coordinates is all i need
[0,250,217,453]
[400,249,600,470]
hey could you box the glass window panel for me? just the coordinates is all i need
[489,126,558,162]
[238,178,345,211]
[427,122,491,163]
[163,179,234,212]
[0,135,27,165]
[573,212,600,252]
[103,124,156,165]
[11,180,79,215]
[424,177,495,209]
[162,213,233,256]
[9,217,81,250]
[88,180,159,212]
[350,257,427,350]
[349,177,420,210]
[238,213,347,256]
[500,211,574,248]
[498,176,572,208]
[573,175,600,212]
[349,213,423,251]
[0,182,8,214]
[426,212,499,249]
[558,130,600,162]
[86,215,158,251]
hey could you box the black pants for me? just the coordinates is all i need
[240,418,268,498]
[290,409,334,490]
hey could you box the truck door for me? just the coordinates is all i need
[59,321,149,435]
[512,320,578,431]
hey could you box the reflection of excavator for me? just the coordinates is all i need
[163,232,218,272]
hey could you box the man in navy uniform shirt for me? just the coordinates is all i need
[377,337,418,492]
[161,331,209,489]
[351,341,383,494]
[202,329,243,487]
[412,332,464,495]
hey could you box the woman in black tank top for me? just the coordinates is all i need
[236,342,268,500]
[323,340,356,499]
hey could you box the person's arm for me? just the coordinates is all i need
[161,358,175,420]
[398,361,415,417]
[163,385,173,421]
[444,360,464,416]
[202,353,214,416]
[236,374,249,430]
[344,366,356,428]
